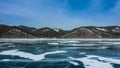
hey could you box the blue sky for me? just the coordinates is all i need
[0,0,120,29]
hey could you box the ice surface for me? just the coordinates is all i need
[0,39,120,68]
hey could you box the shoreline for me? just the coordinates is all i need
[0,38,120,40]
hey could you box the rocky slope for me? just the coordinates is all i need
[62,26,120,38]
[0,24,67,38]
[0,24,120,38]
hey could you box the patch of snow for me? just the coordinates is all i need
[48,42,59,45]
[71,44,96,46]
[87,55,120,64]
[42,28,51,32]
[80,52,86,55]
[69,57,113,68]
[0,50,67,61]
[53,28,60,32]
[1,39,120,44]
[99,42,120,45]
[112,29,120,33]
[60,40,79,44]
[115,27,119,30]
[69,55,120,68]
[69,61,79,66]
[96,28,106,32]
[67,40,79,43]
[1,59,10,61]
[80,28,94,33]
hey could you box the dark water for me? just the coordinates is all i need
[0,39,120,68]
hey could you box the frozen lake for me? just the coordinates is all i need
[0,39,120,68]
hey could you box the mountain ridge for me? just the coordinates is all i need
[0,24,120,38]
